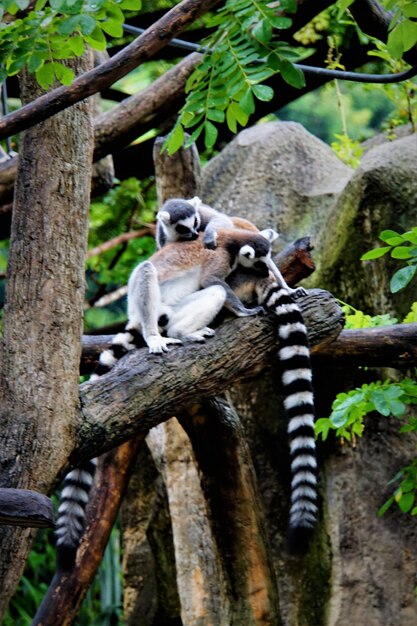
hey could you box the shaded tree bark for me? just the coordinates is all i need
[0,53,94,617]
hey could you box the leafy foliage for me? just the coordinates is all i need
[379,459,417,517]
[339,301,398,329]
[315,378,417,442]
[164,0,306,153]
[361,227,417,292]
[0,0,141,88]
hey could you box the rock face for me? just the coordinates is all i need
[201,122,417,318]
[199,121,417,626]
[200,121,353,248]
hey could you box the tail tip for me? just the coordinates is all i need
[287,525,314,555]
[56,544,77,572]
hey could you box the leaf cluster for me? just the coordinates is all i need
[0,0,141,88]
[361,227,417,293]
[164,0,306,154]
[379,458,417,517]
[315,377,417,442]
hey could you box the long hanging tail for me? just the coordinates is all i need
[56,329,143,570]
[55,459,97,570]
[261,284,317,553]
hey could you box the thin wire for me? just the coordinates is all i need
[122,22,417,84]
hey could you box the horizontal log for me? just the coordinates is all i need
[73,289,343,464]
[312,323,417,367]
[0,488,54,528]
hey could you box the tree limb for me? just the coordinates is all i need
[0,0,221,141]
[312,323,417,368]
[71,289,343,465]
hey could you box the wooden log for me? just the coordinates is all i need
[0,488,54,528]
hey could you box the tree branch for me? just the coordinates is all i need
[72,289,343,465]
[312,323,417,368]
[0,0,221,141]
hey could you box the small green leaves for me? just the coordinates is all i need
[0,0,142,88]
[252,84,274,101]
[362,227,417,292]
[316,378,417,444]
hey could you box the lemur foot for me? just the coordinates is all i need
[184,327,216,342]
[288,287,308,298]
[147,335,182,354]
[238,305,265,317]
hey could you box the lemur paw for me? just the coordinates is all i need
[184,327,216,342]
[288,287,308,298]
[147,335,182,354]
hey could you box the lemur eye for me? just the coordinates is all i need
[176,225,190,235]
[193,218,198,227]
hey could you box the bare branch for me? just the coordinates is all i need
[86,226,155,259]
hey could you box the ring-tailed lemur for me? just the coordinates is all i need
[158,199,316,549]
[56,227,275,569]
[156,197,306,299]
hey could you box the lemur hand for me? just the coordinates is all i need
[147,335,182,354]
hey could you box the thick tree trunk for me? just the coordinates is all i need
[0,54,94,617]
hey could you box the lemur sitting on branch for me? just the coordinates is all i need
[56,224,275,569]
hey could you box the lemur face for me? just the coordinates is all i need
[238,237,271,276]
[158,199,201,242]
[175,215,199,241]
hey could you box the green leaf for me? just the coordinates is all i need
[314,418,332,441]
[206,109,225,123]
[184,123,204,147]
[401,19,417,52]
[204,120,218,149]
[166,123,184,155]
[118,0,141,9]
[391,246,417,259]
[68,34,85,56]
[78,14,97,36]
[58,15,80,36]
[252,19,272,44]
[252,84,274,101]
[404,4,417,18]
[226,104,237,133]
[336,0,355,18]
[379,229,402,242]
[361,246,391,260]
[239,88,255,115]
[53,62,74,85]
[100,19,124,38]
[267,51,282,71]
[269,16,292,29]
[35,61,55,89]
[280,59,305,88]
[85,25,107,50]
[378,497,394,516]
[229,101,249,126]
[390,264,417,293]
[398,492,415,513]
[27,53,44,73]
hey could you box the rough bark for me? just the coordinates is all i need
[0,489,54,528]
[0,53,94,617]
[179,400,282,625]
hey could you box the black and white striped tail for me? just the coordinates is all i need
[262,284,317,553]
[55,459,97,570]
[56,328,143,569]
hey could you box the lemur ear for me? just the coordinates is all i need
[259,228,279,243]
[188,196,203,210]
[157,210,171,224]
[239,244,255,259]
